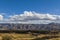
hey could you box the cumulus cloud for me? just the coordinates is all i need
[9,11,60,21]
[0,11,60,24]
[0,15,3,20]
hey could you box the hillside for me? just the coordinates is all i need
[0,22,60,31]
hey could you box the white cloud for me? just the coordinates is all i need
[9,11,60,21]
[0,11,60,24]
[0,15,3,20]
[23,11,34,16]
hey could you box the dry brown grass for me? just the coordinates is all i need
[0,33,60,40]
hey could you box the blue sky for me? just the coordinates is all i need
[0,0,60,18]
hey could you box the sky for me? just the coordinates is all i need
[0,0,60,20]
